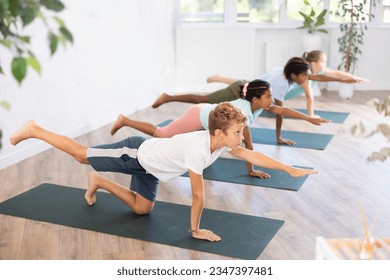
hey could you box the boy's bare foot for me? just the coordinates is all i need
[111,114,126,135]
[10,120,38,145]
[85,173,100,206]
[206,74,220,83]
[84,188,97,206]
[151,93,170,109]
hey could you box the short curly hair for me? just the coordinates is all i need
[208,102,247,136]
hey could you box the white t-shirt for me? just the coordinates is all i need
[137,131,230,182]
[259,68,289,101]
[259,67,316,101]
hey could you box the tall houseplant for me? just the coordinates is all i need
[334,0,374,73]
[333,0,375,99]
[298,0,328,51]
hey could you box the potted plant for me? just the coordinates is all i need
[298,0,328,51]
[333,0,376,99]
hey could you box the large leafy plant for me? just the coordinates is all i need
[298,0,328,34]
[333,0,375,73]
[0,0,73,149]
[0,0,73,83]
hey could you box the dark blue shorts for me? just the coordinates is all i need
[86,136,158,201]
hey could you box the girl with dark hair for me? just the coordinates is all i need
[196,57,362,144]
[111,79,329,178]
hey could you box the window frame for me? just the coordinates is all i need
[177,0,390,28]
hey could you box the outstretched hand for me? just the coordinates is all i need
[310,117,332,126]
[340,77,370,84]
[249,169,271,179]
[287,166,318,177]
[192,229,221,242]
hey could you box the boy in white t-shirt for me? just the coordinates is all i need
[10,103,317,242]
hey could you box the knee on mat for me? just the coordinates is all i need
[133,208,152,216]
[133,203,154,216]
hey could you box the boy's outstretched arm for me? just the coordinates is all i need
[229,147,318,177]
[188,170,221,242]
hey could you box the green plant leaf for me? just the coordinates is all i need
[8,0,19,17]
[20,6,36,26]
[59,26,73,43]
[317,9,327,19]
[40,0,65,12]
[0,64,4,75]
[11,57,27,84]
[49,33,58,55]
[27,56,41,74]
[0,39,11,48]
[53,16,65,26]
[0,0,10,15]
[1,100,11,110]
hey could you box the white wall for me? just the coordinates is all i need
[0,0,177,169]
[175,26,390,92]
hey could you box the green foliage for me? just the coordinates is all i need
[0,99,11,150]
[351,96,390,162]
[0,0,73,84]
[333,0,377,73]
[298,0,328,34]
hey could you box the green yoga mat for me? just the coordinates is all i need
[158,120,333,150]
[0,183,284,260]
[182,157,312,191]
[260,109,349,123]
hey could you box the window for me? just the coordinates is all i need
[180,0,225,22]
[236,0,280,23]
[179,0,390,26]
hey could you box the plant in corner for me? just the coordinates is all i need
[334,0,376,73]
[333,0,377,99]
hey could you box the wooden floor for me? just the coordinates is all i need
[1,89,389,260]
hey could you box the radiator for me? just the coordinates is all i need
[264,41,303,71]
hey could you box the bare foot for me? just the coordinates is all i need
[151,93,170,109]
[85,173,99,206]
[206,74,220,83]
[111,114,126,135]
[10,120,38,145]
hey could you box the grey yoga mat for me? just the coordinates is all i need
[182,157,312,191]
[158,120,334,150]
[0,183,284,260]
[260,108,349,123]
